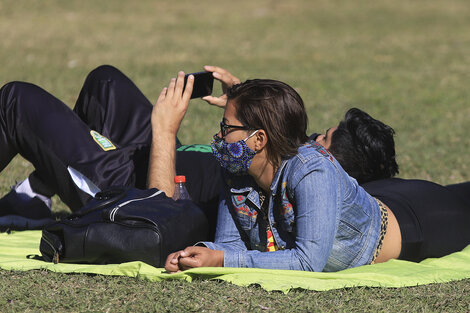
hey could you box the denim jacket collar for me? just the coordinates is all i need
[270,159,289,196]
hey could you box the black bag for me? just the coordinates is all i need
[39,187,209,267]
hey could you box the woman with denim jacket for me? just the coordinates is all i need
[158,71,402,273]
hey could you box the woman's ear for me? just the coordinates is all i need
[254,130,268,151]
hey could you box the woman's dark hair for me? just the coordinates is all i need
[226,79,309,167]
[329,108,399,184]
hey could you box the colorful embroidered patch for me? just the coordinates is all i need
[281,200,293,215]
[90,130,116,151]
[281,181,294,215]
[234,204,258,217]
[233,194,247,206]
[308,141,335,163]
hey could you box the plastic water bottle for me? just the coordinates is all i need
[172,175,191,201]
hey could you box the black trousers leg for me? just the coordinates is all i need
[0,81,137,210]
[26,65,154,196]
[72,65,155,189]
[73,65,154,147]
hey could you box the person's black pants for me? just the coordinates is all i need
[362,178,470,261]
[0,65,221,225]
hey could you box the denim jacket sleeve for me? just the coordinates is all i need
[202,156,341,272]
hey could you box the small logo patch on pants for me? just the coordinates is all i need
[90,130,116,151]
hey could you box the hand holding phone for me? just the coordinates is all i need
[201,66,241,108]
[183,71,214,99]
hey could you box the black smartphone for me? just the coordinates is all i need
[183,71,214,99]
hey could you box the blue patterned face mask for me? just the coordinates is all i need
[211,130,258,175]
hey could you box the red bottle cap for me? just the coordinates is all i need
[174,175,186,183]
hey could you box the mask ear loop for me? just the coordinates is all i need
[243,130,259,142]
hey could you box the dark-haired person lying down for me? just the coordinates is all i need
[0,65,469,271]
[310,108,470,262]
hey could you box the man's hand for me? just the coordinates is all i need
[151,71,194,136]
[202,65,241,108]
[164,246,224,273]
[147,71,194,197]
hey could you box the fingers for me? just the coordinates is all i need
[201,95,227,108]
[166,247,223,271]
[168,71,192,106]
[157,87,167,103]
[174,71,185,98]
[203,65,230,77]
[182,74,194,103]
[178,246,203,270]
[164,248,198,273]
[165,262,180,273]
[165,251,182,273]
[183,245,204,254]
[166,77,176,99]
[152,71,192,137]
[204,65,241,87]
[178,256,200,270]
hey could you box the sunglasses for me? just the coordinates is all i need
[219,120,253,138]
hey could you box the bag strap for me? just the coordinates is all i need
[108,190,163,221]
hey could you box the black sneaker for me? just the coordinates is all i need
[0,189,55,231]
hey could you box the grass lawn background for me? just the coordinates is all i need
[0,0,469,311]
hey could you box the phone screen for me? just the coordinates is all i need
[183,71,214,99]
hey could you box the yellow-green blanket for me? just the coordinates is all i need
[1,231,470,293]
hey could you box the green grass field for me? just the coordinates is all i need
[1,0,470,311]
